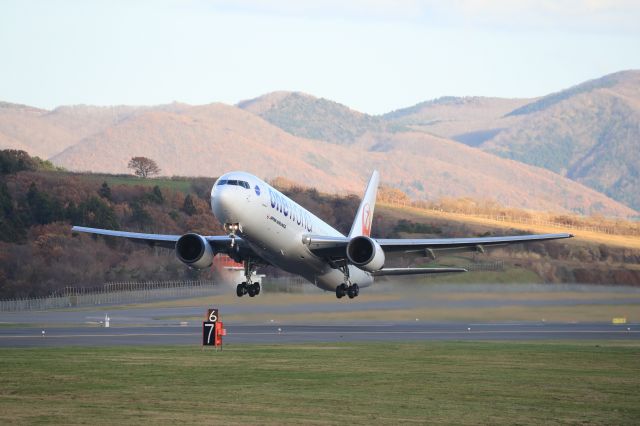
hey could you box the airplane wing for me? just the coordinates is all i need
[303,233,573,258]
[71,226,249,256]
[376,233,573,254]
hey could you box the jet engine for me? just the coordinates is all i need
[346,236,385,272]
[175,233,214,269]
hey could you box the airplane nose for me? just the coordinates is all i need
[211,187,237,222]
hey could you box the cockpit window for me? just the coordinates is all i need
[217,179,250,189]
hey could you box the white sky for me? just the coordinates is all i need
[1,0,639,114]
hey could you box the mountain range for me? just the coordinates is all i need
[1,70,638,217]
[382,71,640,211]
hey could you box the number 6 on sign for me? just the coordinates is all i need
[208,309,218,323]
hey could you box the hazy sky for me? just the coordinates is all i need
[1,0,639,114]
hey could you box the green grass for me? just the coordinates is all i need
[418,255,544,284]
[1,342,639,424]
[0,323,31,328]
[156,303,640,324]
[422,266,543,285]
[67,172,195,192]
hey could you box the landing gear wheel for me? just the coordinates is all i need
[352,283,360,297]
[336,283,347,299]
[236,283,246,297]
[239,259,262,299]
[347,287,356,299]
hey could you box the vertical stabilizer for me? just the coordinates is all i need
[348,171,379,238]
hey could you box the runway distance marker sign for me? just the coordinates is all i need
[203,308,223,347]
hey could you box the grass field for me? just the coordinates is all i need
[156,303,639,325]
[1,342,639,424]
[421,264,544,285]
[68,172,196,192]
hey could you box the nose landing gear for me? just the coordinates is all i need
[224,223,241,247]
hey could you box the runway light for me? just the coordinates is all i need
[467,327,471,331]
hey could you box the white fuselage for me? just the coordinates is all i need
[210,171,373,291]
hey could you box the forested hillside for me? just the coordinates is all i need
[238,91,390,144]
[382,71,640,211]
[481,71,640,210]
[1,151,638,299]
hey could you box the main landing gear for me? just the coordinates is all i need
[236,281,260,297]
[236,258,260,298]
[334,262,360,299]
[336,283,359,299]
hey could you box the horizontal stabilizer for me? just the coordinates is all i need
[372,267,467,276]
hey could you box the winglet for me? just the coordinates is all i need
[348,171,380,238]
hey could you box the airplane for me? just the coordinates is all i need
[72,171,573,299]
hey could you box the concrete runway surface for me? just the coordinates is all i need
[1,322,638,347]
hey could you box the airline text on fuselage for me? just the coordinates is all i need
[268,187,313,233]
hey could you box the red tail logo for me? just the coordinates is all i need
[361,203,372,236]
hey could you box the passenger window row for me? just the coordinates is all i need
[217,179,250,189]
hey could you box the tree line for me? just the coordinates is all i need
[1,150,636,298]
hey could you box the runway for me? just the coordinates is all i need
[1,322,638,347]
[2,283,639,347]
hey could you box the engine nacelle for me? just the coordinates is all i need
[175,233,214,269]
[346,236,385,272]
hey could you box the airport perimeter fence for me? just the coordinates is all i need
[262,276,315,293]
[1,263,506,312]
[483,214,625,235]
[464,260,504,272]
[0,280,217,312]
[385,201,639,236]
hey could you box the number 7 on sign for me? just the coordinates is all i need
[204,323,214,344]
